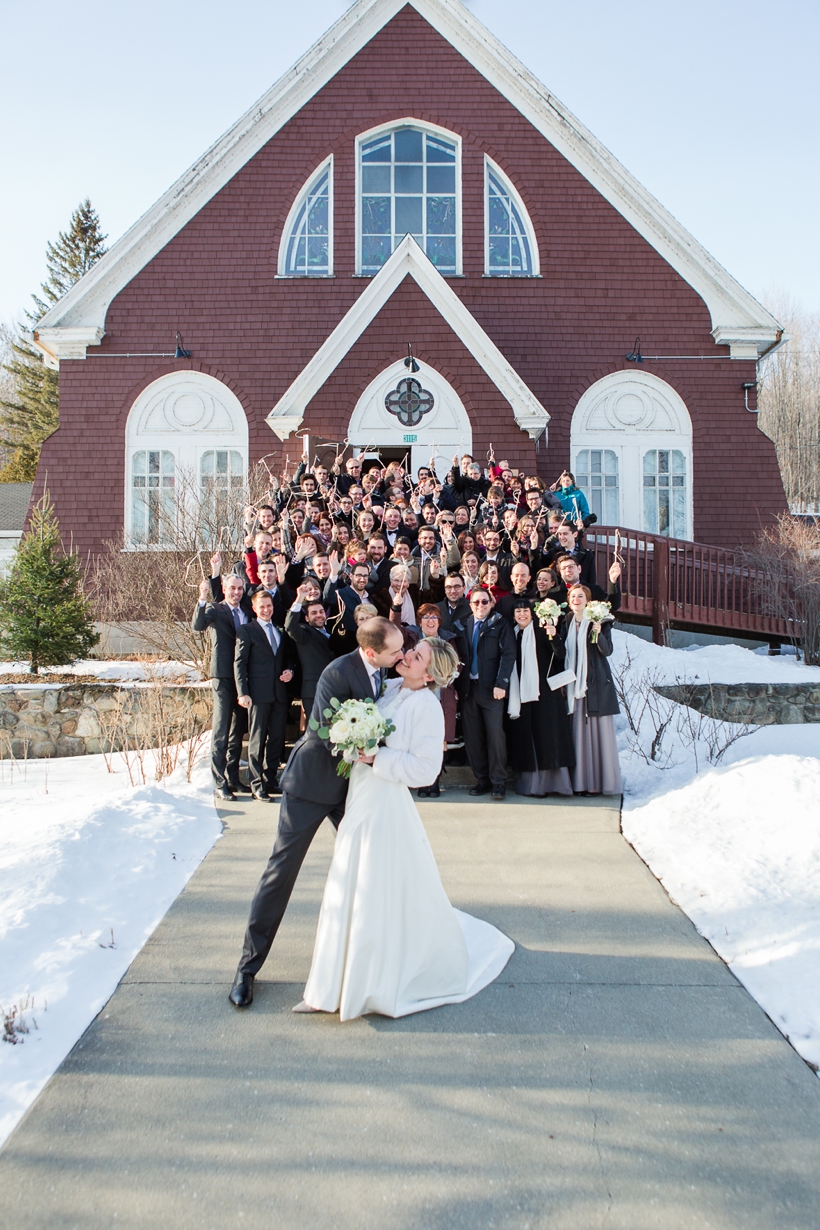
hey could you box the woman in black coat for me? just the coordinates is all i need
[506,600,575,797]
[558,586,622,796]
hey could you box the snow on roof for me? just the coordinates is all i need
[0,483,33,533]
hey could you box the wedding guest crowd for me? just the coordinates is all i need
[192,448,623,803]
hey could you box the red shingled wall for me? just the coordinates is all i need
[36,4,786,556]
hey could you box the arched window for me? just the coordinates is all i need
[484,158,538,276]
[125,372,249,546]
[278,158,333,277]
[357,123,460,275]
[575,449,619,524]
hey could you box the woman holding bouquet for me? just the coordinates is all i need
[559,586,622,796]
[506,600,575,796]
[298,636,514,1020]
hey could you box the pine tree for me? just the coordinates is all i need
[0,492,99,674]
[0,200,107,482]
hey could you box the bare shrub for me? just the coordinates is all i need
[743,514,820,665]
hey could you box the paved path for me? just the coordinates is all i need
[2,786,820,1229]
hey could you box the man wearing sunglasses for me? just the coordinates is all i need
[453,587,515,800]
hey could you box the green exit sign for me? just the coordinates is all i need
[403,434,418,443]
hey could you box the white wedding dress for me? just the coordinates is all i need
[301,681,514,1021]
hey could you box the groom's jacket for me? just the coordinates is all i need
[279,649,379,809]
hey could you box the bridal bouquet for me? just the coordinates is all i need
[585,599,614,643]
[534,597,565,624]
[309,697,396,778]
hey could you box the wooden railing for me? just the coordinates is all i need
[585,527,794,644]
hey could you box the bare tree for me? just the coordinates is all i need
[743,514,820,665]
[92,461,277,674]
[758,296,820,512]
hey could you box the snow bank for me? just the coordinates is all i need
[614,630,820,1072]
[0,753,221,1146]
[0,659,201,683]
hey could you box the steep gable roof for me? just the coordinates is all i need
[33,0,781,363]
[265,234,549,441]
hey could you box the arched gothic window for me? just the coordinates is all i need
[358,123,460,275]
[279,158,333,277]
[484,157,538,277]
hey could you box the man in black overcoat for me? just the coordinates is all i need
[452,587,516,800]
[192,571,251,800]
[235,590,295,801]
[229,616,405,1007]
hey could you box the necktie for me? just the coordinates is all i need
[373,670,381,700]
[264,623,277,653]
[232,606,241,632]
[471,621,482,677]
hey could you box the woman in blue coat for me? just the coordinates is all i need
[553,471,590,524]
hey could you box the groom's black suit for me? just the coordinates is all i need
[238,648,382,977]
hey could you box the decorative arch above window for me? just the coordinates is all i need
[278,157,333,277]
[484,157,539,277]
[356,121,461,276]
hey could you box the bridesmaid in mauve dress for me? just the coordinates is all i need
[559,586,622,797]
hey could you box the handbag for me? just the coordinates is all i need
[547,667,576,692]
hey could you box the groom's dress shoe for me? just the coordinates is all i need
[469,783,491,796]
[229,973,254,1008]
[215,784,236,801]
[226,778,251,794]
[252,788,273,802]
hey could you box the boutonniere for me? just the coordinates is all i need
[379,677,388,697]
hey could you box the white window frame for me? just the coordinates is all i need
[483,156,540,277]
[355,118,462,277]
[277,155,334,278]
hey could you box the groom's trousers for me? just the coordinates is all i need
[238,791,346,976]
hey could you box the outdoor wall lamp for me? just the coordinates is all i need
[174,332,192,359]
[626,336,644,363]
[743,381,758,413]
[403,343,420,373]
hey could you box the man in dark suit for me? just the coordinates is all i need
[336,562,372,633]
[192,572,251,800]
[496,562,537,624]
[229,617,405,1007]
[452,587,516,800]
[545,523,597,587]
[235,590,295,802]
[555,555,622,613]
[437,572,471,631]
[284,584,345,718]
[480,528,515,588]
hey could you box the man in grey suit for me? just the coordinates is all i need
[235,590,295,802]
[229,616,405,1007]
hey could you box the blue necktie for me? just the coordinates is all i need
[232,607,241,632]
[471,620,482,676]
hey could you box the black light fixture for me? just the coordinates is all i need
[626,336,644,363]
[174,331,192,359]
[742,381,757,413]
[403,342,420,373]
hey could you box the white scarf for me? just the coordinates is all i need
[508,622,540,719]
[564,616,589,714]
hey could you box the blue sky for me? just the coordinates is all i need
[2,0,817,324]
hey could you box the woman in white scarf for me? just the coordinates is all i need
[560,586,622,797]
[506,601,575,797]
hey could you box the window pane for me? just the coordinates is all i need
[394,128,423,161]
[488,195,508,236]
[308,194,328,234]
[359,126,458,273]
[395,196,423,234]
[489,236,510,268]
[486,167,534,276]
[643,448,686,537]
[283,165,331,276]
[362,165,390,193]
[576,449,618,523]
[362,197,391,234]
[307,236,328,269]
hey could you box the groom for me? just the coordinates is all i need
[229,616,405,1007]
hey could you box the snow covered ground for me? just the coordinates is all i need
[0,658,201,683]
[0,751,222,1147]
[613,631,820,1072]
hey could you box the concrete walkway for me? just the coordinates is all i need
[2,786,820,1229]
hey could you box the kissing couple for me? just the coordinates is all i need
[229,615,513,1021]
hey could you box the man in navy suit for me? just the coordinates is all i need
[235,590,295,802]
[229,616,404,1007]
[192,571,252,800]
[336,561,373,633]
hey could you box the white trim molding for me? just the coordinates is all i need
[32,0,782,361]
[27,326,105,370]
[265,234,549,441]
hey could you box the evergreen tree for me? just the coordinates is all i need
[0,200,107,482]
[0,492,99,674]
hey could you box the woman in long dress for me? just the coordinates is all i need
[559,586,622,796]
[298,638,514,1021]
[506,601,575,797]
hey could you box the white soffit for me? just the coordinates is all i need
[34,0,781,359]
[265,235,550,441]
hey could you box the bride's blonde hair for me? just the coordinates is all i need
[424,637,460,689]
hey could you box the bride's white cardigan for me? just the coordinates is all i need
[371,684,444,789]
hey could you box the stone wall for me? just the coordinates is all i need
[0,683,211,759]
[655,683,820,726]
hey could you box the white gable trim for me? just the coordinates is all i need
[265,234,549,441]
[33,0,781,359]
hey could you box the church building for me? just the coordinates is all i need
[31,0,787,556]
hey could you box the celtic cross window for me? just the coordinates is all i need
[384,377,435,428]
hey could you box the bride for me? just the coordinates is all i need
[297,637,514,1021]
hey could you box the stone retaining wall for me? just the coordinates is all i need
[654,683,820,725]
[0,683,211,759]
